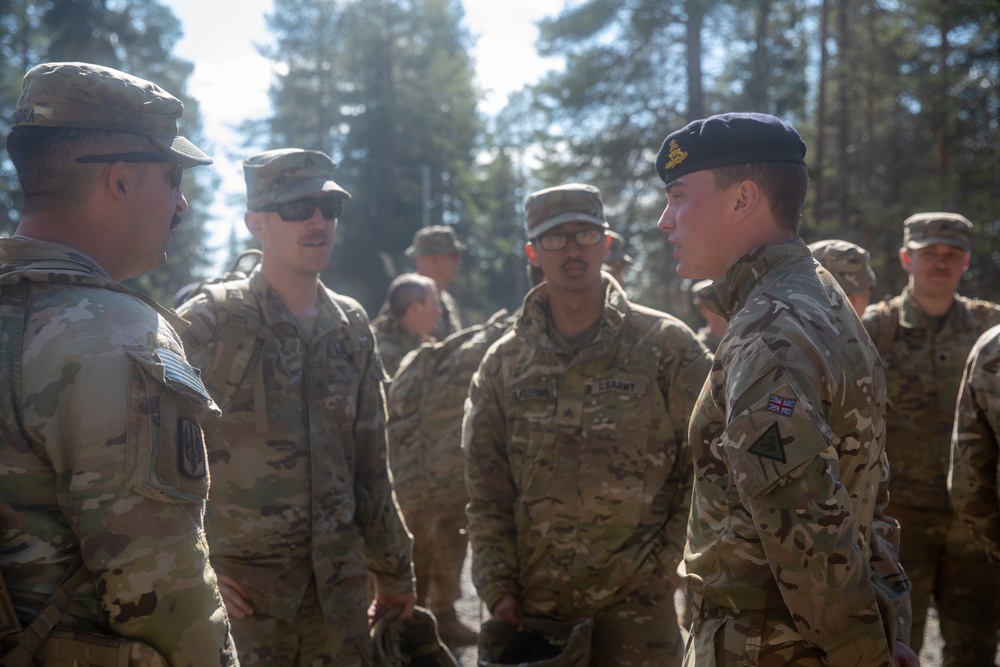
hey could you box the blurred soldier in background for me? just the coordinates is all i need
[374,272,441,376]
[863,212,1000,663]
[0,62,236,665]
[603,229,633,286]
[808,239,875,316]
[688,279,726,353]
[950,324,1000,564]
[177,148,415,666]
[406,226,465,338]
[657,112,914,666]
[465,183,710,666]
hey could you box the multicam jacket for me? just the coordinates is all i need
[464,278,711,617]
[177,269,413,627]
[950,324,1000,563]
[435,289,462,340]
[862,289,1000,510]
[0,238,236,666]
[388,309,512,510]
[684,240,910,665]
[373,313,431,378]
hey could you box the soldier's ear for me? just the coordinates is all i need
[898,247,911,272]
[245,210,264,237]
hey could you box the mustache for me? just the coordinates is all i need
[562,259,587,270]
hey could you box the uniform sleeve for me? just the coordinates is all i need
[24,314,236,666]
[950,329,1000,563]
[463,352,520,611]
[869,450,913,646]
[658,332,712,573]
[176,292,219,391]
[354,321,415,596]
[723,338,893,666]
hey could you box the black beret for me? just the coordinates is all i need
[655,112,806,185]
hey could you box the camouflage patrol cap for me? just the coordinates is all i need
[244,148,351,210]
[903,212,972,252]
[11,62,211,168]
[405,225,467,258]
[808,239,876,295]
[656,112,806,185]
[605,230,633,266]
[524,183,609,240]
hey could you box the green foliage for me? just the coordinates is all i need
[256,0,485,314]
[0,0,215,305]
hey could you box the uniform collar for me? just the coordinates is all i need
[514,275,629,354]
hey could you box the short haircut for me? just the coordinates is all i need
[6,127,151,208]
[387,273,436,318]
[713,161,808,234]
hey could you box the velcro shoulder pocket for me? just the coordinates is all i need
[125,345,215,504]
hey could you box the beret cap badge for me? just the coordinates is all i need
[664,140,688,170]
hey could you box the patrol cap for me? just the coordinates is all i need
[12,62,211,168]
[524,183,609,240]
[405,225,467,258]
[808,239,876,295]
[903,212,972,252]
[655,112,806,185]
[605,230,633,266]
[244,148,351,210]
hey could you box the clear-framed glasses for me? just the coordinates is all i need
[257,195,344,222]
[76,151,182,189]
[534,228,605,251]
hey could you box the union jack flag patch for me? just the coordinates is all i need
[767,394,796,416]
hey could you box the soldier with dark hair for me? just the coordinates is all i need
[0,62,235,665]
[374,272,441,377]
[465,183,711,666]
[656,112,915,666]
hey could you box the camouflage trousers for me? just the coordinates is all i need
[684,603,891,667]
[893,504,1000,666]
[524,568,682,667]
[230,575,372,667]
[404,502,467,615]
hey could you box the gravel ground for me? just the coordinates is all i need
[445,545,975,667]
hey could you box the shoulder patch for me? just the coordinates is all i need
[177,418,207,479]
[748,422,786,463]
[766,394,796,416]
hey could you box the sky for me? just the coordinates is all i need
[168,0,564,271]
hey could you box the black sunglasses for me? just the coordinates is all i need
[76,151,182,189]
[257,196,344,222]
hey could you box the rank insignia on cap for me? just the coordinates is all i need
[178,418,207,479]
[767,394,796,416]
[664,140,688,170]
[748,423,786,463]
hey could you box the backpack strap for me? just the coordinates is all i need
[874,298,899,359]
[201,281,270,433]
[0,555,89,666]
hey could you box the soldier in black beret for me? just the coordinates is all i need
[654,112,919,667]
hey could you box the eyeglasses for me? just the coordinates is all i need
[257,196,344,222]
[76,151,183,189]
[534,228,605,251]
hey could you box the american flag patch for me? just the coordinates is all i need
[767,394,796,416]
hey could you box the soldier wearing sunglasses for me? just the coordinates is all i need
[464,183,711,666]
[0,62,236,665]
[177,148,415,666]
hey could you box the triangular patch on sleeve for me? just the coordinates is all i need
[748,422,786,463]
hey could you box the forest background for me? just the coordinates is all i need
[1,0,998,325]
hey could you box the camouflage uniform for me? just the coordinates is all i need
[178,268,414,666]
[863,288,1000,661]
[373,312,431,378]
[388,310,512,628]
[435,289,463,339]
[951,324,1000,563]
[0,239,236,665]
[465,277,711,666]
[684,240,910,667]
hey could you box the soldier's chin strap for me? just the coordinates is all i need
[0,553,89,667]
